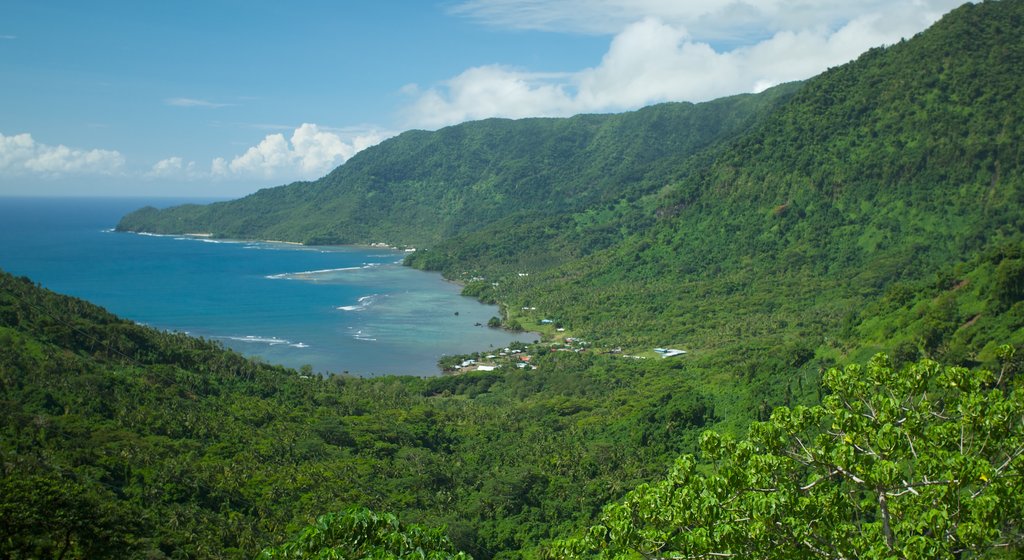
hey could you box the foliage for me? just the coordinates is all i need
[475,0,1024,381]
[0,474,141,558]
[551,351,1024,559]
[7,2,1024,558]
[0,269,716,559]
[258,507,471,559]
[117,86,799,256]
[119,1,1024,375]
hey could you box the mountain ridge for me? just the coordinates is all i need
[117,84,801,248]
[116,0,1024,379]
[476,0,1024,354]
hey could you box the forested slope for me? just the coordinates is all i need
[120,2,1023,375]
[0,269,720,559]
[12,1,1024,558]
[483,0,1024,377]
[116,84,799,249]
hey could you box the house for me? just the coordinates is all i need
[654,348,688,358]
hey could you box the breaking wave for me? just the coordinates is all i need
[337,294,379,312]
[217,335,310,349]
[266,263,385,280]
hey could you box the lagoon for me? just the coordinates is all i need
[0,197,532,376]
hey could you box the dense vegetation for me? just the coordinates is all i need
[258,507,470,559]
[553,352,1024,559]
[480,0,1024,352]
[6,0,1024,558]
[3,267,1020,559]
[119,2,1024,372]
[0,269,720,559]
[116,84,799,252]
[411,0,1024,428]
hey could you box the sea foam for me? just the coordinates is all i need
[337,293,379,311]
[266,266,363,280]
[351,329,377,342]
[218,335,309,348]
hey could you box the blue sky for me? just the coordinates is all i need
[1,0,964,197]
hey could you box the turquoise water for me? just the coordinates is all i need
[0,197,532,376]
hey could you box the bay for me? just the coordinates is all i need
[0,197,533,376]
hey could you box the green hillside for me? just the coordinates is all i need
[119,2,1024,378]
[425,0,1022,280]
[0,269,723,559]
[116,84,799,249]
[8,0,1024,558]
[475,0,1024,373]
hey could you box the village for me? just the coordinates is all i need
[440,304,687,375]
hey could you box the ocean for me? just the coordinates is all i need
[0,197,533,376]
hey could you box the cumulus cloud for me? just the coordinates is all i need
[0,132,125,177]
[147,156,203,179]
[404,67,578,128]
[408,0,964,128]
[213,123,392,180]
[145,124,392,183]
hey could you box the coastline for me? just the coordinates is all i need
[6,200,532,377]
[261,239,304,246]
[120,227,540,345]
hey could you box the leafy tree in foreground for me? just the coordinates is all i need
[551,349,1024,559]
[258,507,472,560]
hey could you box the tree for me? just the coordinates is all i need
[994,258,1024,310]
[551,350,1024,559]
[0,474,140,559]
[258,507,472,559]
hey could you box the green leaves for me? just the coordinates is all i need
[258,507,471,560]
[553,355,1024,559]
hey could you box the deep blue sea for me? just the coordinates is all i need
[0,197,532,376]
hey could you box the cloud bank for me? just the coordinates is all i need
[0,125,389,186]
[150,123,393,183]
[146,156,202,179]
[0,132,125,177]
[408,0,963,128]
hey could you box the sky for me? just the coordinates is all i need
[0,0,965,198]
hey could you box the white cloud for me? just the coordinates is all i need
[150,124,393,182]
[147,156,204,179]
[149,156,185,176]
[409,0,964,128]
[165,97,230,108]
[0,132,125,177]
[227,123,392,179]
[0,35,16,40]
[404,66,577,129]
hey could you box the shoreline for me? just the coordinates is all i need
[123,228,539,342]
[124,229,409,252]
[261,239,304,246]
